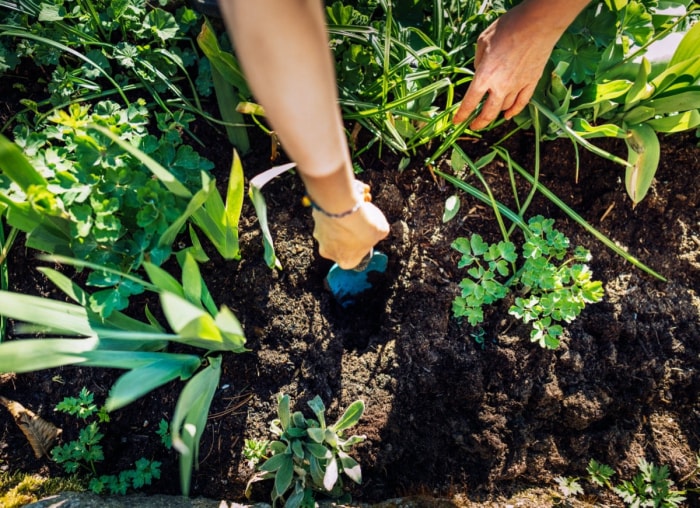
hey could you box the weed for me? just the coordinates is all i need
[242,438,270,469]
[554,457,690,507]
[51,388,161,495]
[156,418,172,450]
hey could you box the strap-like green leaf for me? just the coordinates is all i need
[0,290,92,336]
[625,123,660,204]
[0,134,47,191]
[646,109,700,133]
[248,163,296,270]
[0,337,98,373]
[668,20,700,68]
[171,356,221,496]
[143,262,184,297]
[103,355,201,411]
[181,252,203,305]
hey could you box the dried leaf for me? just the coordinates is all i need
[0,395,62,458]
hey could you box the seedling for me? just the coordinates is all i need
[452,216,604,349]
[242,438,270,469]
[554,457,690,507]
[51,388,161,495]
[156,418,172,450]
[247,393,365,508]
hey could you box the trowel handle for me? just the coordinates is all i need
[352,249,373,272]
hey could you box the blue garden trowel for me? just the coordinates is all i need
[325,250,388,307]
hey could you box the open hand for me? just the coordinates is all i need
[453,5,564,130]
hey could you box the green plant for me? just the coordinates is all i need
[554,475,584,499]
[0,101,245,317]
[613,459,686,507]
[51,387,161,495]
[326,0,484,159]
[242,438,270,469]
[587,458,616,489]
[156,418,172,450]
[556,457,690,507]
[324,2,693,282]
[0,250,247,495]
[528,0,700,204]
[247,393,365,508]
[196,18,251,154]
[452,216,604,349]
[0,0,209,124]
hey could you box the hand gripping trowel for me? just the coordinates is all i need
[325,249,388,307]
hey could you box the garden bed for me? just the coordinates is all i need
[1,108,699,506]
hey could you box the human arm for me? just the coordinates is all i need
[219,0,389,269]
[453,0,591,130]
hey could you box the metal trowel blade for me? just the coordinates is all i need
[325,251,388,307]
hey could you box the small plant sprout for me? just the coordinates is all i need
[554,476,583,499]
[51,388,161,495]
[587,458,615,488]
[246,393,366,508]
[558,457,691,506]
[156,419,172,450]
[242,438,270,468]
[452,216,604,349]
[613,459,686,507]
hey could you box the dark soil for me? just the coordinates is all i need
[1,108,699,506]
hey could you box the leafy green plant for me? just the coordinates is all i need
[242,438,270,469]
[196,18,251,154]
[554,475,584,499]
[51,387,161,495]
[326,0,485,159]
[529,0,700,204]
[0,99,246,316]
[0,0,208,122]
[156,418,172,450]
[614,459,686,507]
[555,457,690,507]
[0,251,247,495]
[452,216,604,349]
[246,393,366,508]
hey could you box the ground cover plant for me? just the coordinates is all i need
[51,387,162,495]
[0,0,699,506]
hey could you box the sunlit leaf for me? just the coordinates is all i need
[442,194,460,222]
[171,356,221,496]
[248,163,296,270]
[624,123,660,204]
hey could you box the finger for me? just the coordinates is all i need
[453,80,486,125]
[469,90,503,130]
[503,85,535,120]
[501,92,518,114]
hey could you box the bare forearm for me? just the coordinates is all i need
[512,0,591,38]
[221,1,350,176]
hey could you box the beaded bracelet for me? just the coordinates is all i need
[302,183,372,219]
